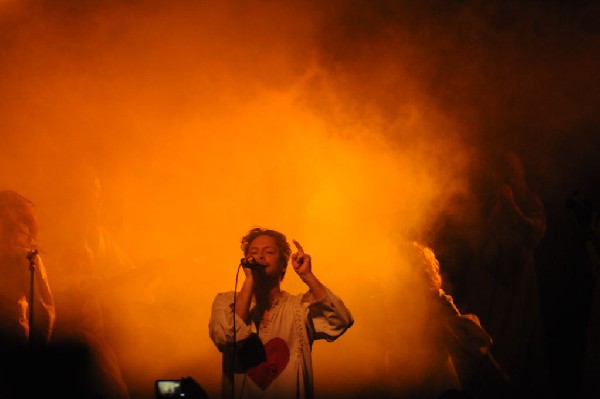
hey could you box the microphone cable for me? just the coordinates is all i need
[231,261,244,399]
[231,258,260,399]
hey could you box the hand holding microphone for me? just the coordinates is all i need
[26,249,38,270]
[26,249,38,262]
[240,256,265,271]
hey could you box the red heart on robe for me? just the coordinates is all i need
[247,337,290,390]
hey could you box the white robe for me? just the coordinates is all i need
[209,287,353,399]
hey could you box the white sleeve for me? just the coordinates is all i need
[304,287,354,342]
[208,292,257,352]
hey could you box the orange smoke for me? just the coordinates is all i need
[0,1,475,398]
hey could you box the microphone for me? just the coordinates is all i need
[240,256,265,270]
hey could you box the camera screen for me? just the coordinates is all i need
[155,380,182,398]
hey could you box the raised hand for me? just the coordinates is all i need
[291,240,312,277]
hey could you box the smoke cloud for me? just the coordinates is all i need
[1,0,599,397]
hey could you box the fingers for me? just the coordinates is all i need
[292,240,306,265]
[292,240,304,255]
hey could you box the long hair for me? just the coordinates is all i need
[0,190,39,253]
[405,241,443,293]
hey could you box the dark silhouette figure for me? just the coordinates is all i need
[358,240,501,399]
[460,149,553,398]
[0,190,55,398]
[42,165,133,399]
[567,190,600,399]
